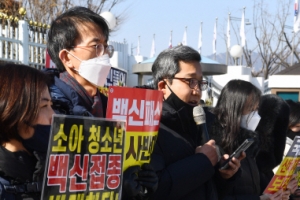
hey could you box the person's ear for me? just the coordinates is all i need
[59,49,73,69]
[158,80,167,95]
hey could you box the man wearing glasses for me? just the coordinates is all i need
[150,45,245,200]
[46,6,114,117]
[46,7,158,199]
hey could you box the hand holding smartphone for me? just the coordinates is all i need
[219,138,254,170]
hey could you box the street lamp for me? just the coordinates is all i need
[226,7,251,65]
[100,11,116,30]
[230,45,243,65]
[226,11,251,65]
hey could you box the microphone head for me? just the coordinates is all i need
[193,105,206,125]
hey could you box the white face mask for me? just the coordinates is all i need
[67,52,112,87]
[240,110,261,131]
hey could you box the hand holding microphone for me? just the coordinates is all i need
[193,104,209,144]
[193,105,222,163]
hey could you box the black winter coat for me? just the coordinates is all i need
[0,146,45,199]
[255,94,289,193]
[149,102,236,200]
[209,119,261,200]
[208,94,289,199]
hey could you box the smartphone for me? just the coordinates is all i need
[219,138,254,170]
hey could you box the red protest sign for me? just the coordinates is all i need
[106,86,163,170]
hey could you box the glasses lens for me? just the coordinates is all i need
[201,81,208,91]
[96,44,104,57]
[106,45,114,58]
[189,79,208,91]
[189,79,198,89]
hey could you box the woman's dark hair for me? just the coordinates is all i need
[286,99,300,128]
[0,64,50,144]
[213,79,261,153]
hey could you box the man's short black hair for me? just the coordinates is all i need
[47,6,109,72]
[151,45,201,89]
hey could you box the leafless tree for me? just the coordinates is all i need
[16,0,129,29]
[223,0,300,79]
[251,0,300,79]
[0,0,21,16]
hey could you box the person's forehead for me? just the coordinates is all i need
[75,22,106,44]
[177,61,202,77]
[40,87,51,101]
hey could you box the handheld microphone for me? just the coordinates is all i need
[193,105,222,162]
[193,105,210,144]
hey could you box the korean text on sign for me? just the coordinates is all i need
[41,115,125,200]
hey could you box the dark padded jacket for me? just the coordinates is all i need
[0,146,45,199]
[149,102,236,200]
[44,68,107,117]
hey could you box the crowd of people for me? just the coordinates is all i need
[0,6,299,200]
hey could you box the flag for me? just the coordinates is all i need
[294,0,300,33]
[150,34,155,58]
[182,27,187,45]
[213,19,217,54]
[198,22,202,53]
[137,36,140,56]
[169,31,172,48]
[227,15,230,49]
[240,9,246,47]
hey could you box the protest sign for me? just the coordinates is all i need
[41,115,125,200]
[106,86,163,170]
[264,136,300,194]
[99,67,127,97]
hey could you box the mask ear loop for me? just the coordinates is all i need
[64,49,83,72]
[163,79,176,93]
[162,79,174,101]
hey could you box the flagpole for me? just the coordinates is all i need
[292,31,295,65]
[293,0,298,65]
[199,22,202,53]
[150,34,156,58]
[214,18,218,60]
[201,22,203,53]
[137,35,140,56]
[239,7,246,65]
[182,26,187,45]
[170,30,172,48]
[185,26,187,44]
[226,13,231,65]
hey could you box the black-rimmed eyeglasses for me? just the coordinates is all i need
[171,77,208,91]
